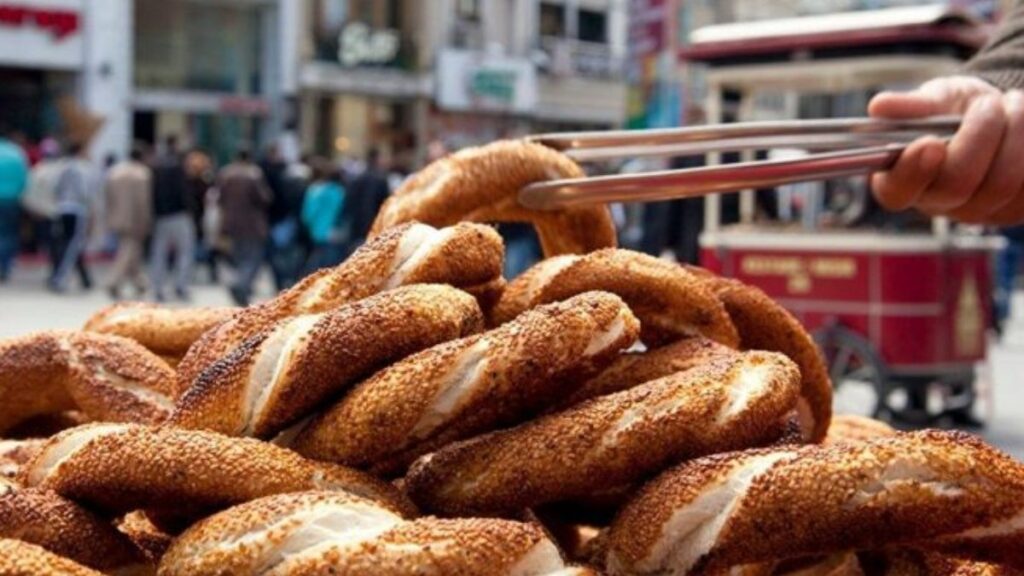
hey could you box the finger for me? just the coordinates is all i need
[916,94,1007,214]
[870,136,945,211]
[869,90,952,119]
[949,91,1024,223]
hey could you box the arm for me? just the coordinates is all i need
[868,2,1024,224]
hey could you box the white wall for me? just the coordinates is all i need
[81,0,132,161]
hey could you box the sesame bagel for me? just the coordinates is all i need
[289,291,640,474]
[171,284,484,438]
[0,538,104,576]
[158,490,591,576]
[19,424,415,520]
[700,274,832,442]
[560,336,737,408]
[0,487,146,573]
[606,430,1024,575]
[83,302,236,363]
[0,332,175,435]
[492,249,740,348]
[370,139,616,258]
[405,351,801,516]
[824,414,895,445]
[175,221,504,389]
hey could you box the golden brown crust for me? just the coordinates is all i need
[494,249,740,348]
[290,291,640,474]
[171,284,484,438]
[606,430,1024,575]
[405,351,800,516]
[0,487,146,572]
[370,140,616,258]
[0,440,43,480]
[0,332,174,435]
[701,275,833,442]
[19,424,416,520]
[159,490,583,576]
[824,414,896,445]
[561,337,737,407]
[0,538,104,576]
[83,302,236,359]
[175,221,503,392]
[116,511,173,564]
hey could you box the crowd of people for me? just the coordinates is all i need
[0,131,395,306]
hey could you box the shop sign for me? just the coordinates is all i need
[436,49,537,114]
[0,0,82,70]
[338,21,400,68]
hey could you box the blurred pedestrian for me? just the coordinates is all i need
[217,148,271,306]
[49,142,97,292]
[345,148,390,250]
[104,143,152,299]
[149,135,195,302]
[185,148,219,283]
[20,138,62,258]
[301,157,346,273]
[261,143,302,289]
[0,129,28,282]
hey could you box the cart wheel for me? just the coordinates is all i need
[814,325,891,420]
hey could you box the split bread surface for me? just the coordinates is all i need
[18,423,415,521]
[606,430,1024,575]
[158,490,593,576]
[406,350,801,516]
[175,221,504,389]
[170,283,484,439]
[289,291,640,474]
[0,331,175,435]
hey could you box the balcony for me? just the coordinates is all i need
[538,36,623,79]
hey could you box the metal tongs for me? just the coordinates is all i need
[519,116,961,210]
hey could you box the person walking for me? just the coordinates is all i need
[217,148,271,306]
[21,139,62,261]
[344,148,390,251]
[149,135,195,302]
[0,130,28,282]
[261,143,303,289]
[301,157,346,273]
[185,148,219,283]
[104,144,152,299]
[49,142,97,292]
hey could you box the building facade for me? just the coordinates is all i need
[294,0,630,167]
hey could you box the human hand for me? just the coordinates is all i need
[868,75,1024,224]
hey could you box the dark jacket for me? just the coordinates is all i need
[151,154,189,217]
[217,162,272,241]
[346,167,390,241]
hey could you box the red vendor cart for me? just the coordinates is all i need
[684,6,1001,425]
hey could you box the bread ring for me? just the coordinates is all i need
[405,351,801,516]
[0,440,43,480]
[171,284,483,438]
[370,140,616,258]
[492,249,740,347]
[289,291,640,474]
[824,414,895,445]
[83,302,235,362]
[0,332,175,434]
[116,511,173,564]
[175,221,503,388]
[606,430,1024,575]
[561,336,737,407]
[19,423,415,520]
[158,490,592,576]
[0,538,104,576]
[695,273,832,442]
[0,487,146,573]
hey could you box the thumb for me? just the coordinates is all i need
[868,89,953,119]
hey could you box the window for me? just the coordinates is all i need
[578,8,607,43]
[540,2,565,37]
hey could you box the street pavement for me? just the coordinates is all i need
[1,260,1023,459]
